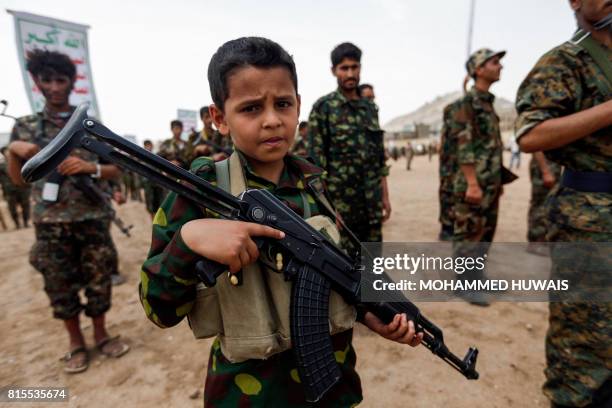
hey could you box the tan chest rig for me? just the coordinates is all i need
[187,153,356,362]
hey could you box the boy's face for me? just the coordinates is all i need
[171,125,183,138]
[33,72,73,108]
[144,142,153,151]
[202,112,213,129]
[332,58,361,92]
[211,66,300,164]
[361,87,375,100]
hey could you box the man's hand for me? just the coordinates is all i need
[212,152,227,162]
[464,183,483,205]
[181,219,285,273]
[57,156,96,176]
[362,312,423,347]
[382,196,392,222]
[542,171,556,189]
[8,141,39,160]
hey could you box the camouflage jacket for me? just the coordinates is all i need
[140,153,361,406]
[157,137,194,169]
[191,128,234,158]
[140,150,331,328]
[10,109,113,224]
[448,87,503,195]
[515,37,611,233]
[306,89,388,218]
[439,100,462,193]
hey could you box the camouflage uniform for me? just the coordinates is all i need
[192,128,233,159]
[140,152,362,406]
[290,133,308,157]
[515,34,611,407]
[10,109,115,320]
[450,86,503,266]
[142,177,166,216]
[157,137,195,169]
[307,89,387,254]
[0,159,31,228]
[527,156,562,242]
[438,101,462,241]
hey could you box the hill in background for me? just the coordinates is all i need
[383,91,517,136]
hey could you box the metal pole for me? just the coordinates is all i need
[466,0,476,58]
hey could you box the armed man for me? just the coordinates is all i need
[515,1,611,407]
[0,146,31,228]
[307,42,390,256]
[448,48,508,306]
[6,49,129,373]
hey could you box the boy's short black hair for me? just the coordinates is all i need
[298,121,308,130]
[143,139,152,145]
[170,120,183,129]
[359,83,373,92]
[207,37,298,111]
[199,106,210,118]
[331,42,362,67]
[26,49,76,80]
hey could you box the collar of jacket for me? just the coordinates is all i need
[233,149,323,191]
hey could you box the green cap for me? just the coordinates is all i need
[466,48,506,77]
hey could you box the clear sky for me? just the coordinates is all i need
[0,0,576,141]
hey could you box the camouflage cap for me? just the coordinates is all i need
[466,48,506,77]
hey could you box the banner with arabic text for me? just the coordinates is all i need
[7,10,100,118]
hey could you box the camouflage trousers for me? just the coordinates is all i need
[452,192,499,280]
[204,329,363,407]
[528,189,551,242]
[438,187,454,241]
[544,225,612,408]
[29,219,114,320]
[6,189,31,227]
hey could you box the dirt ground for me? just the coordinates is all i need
[0,152,552,408]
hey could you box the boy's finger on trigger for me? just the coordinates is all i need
[248,223,285,239]
[246,239,259,262]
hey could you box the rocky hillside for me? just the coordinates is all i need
[384,91,516,134]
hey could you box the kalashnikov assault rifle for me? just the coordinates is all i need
[1,100,133,237]
[22,103,479,402]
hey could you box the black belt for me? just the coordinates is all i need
[561,169,612,193]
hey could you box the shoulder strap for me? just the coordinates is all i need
[306,177,336,220]
[570,29,612,95]
[214,159,230,193]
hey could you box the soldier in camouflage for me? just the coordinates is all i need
[158,119,194,169]
[191,106,233,161]
[290,121,308,156]
[141,139,166,218]
[527,152,562,248]
[307,42,390,256]
[516,2,611,406]
[141,37,421,407]
[438,101,463,241]
[0,146,31,228]
[449,48,506,306]
[6,50,129,374]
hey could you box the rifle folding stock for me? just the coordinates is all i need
[22,103,479,402]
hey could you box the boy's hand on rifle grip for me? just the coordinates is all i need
[181,219,285,273]
[362,312,423,347]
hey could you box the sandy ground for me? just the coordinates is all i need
[0,152,551,408]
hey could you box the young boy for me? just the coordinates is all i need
[140,37,421,406]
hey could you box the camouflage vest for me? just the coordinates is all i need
[187,152,356,362]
